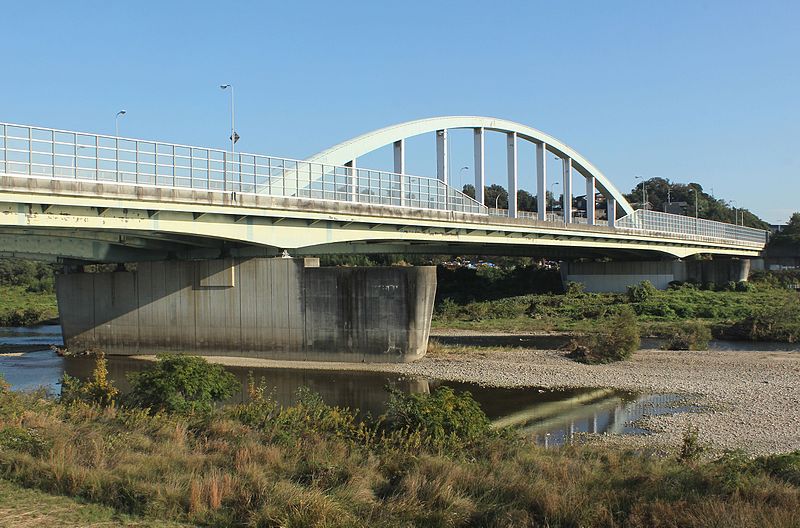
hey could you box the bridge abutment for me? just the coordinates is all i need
[56,258,436,362]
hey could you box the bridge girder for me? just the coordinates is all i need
[0,177,763,263]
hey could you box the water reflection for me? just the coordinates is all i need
[1,326,702,446]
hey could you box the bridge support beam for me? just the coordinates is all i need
[507,132,518,218]
[562,157,572,224]
[473,127,485,206]
[56,258,437,363]
[393,139,404,174]
[536,142,547,221]
[586,175,596,225]
[436,129,448,185]
[345,159,357,202]
[607,196,617,227]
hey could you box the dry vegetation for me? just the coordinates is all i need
[0,362,799,528]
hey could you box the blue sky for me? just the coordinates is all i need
[2,0,798,223]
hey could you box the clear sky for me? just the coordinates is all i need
[2,0,797,223]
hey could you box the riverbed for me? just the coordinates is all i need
[1,326,797,453]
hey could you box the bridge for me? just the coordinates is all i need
[0,117,767,263]
[0,118,769,362]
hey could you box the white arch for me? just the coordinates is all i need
[306,116,634,216]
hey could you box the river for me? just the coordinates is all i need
[0,325,702,446]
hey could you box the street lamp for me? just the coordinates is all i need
[220,84,236,156]
[458,166,469,191]
[634,175,646,209]
[688,188,699,218]
[115,110,126,137]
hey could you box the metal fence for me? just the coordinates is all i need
[616,209,768,246]
[0,122,487,214]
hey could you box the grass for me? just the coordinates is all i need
[0,285,57,326]
[0,377,799,527]
[0,478,188,527]
[433,284,800,342]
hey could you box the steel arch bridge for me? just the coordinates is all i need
[0,117,767,263]
[307,115,634,223]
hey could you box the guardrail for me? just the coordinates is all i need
[616,209,768,247]
[0,122,487,214]
[0,122,768,248]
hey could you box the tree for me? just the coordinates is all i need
[624,178,770,229]
[770,212,800,247]
[484,184,508,209]
[461,184,476,199]
[517,189,536,212]
[127,355,240,414]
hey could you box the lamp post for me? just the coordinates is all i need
[458,166,469,192]
[634,175,646,209]
[688,187,699,235]
[688,188,699,218]
[220,84,236,191]
[115,110,126,137]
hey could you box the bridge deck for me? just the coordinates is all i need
[0,122,768,262]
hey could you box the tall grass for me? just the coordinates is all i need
[0,380,798,527]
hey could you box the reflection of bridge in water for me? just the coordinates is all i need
[491,390,694,447]
[64,355,691,444]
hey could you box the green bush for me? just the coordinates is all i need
[0,426,50,456]
[572,306,640,363]
[565,281,585,297]
[664,321,712,350]
[384,386,493,452]
[126,355,240,415]
[727,299,800,342]
[60,353,119,407]
[678,426,709,463]
[627,280,657,303]
[754,451,800,486]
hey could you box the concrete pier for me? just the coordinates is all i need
[563,259,751,292]
[56,258,436,362]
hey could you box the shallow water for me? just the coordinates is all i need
[0,326,705,446]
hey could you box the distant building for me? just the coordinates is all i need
[665,201,688,215]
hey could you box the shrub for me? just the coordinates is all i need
[384,386,493,452]
[754,451,800,486]
[664,322,712,350]
[60,352,119,407]
[565,281,585,297]
[727,298,800,342]
[0,426,50,456]
[627,280,657,303]
[571,306,640,363]
[678,426,709,463]
[435,298,460,320]
[127,355,240,415]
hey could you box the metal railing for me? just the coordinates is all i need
[0,122,487,214]
[0,122,768,247]
[616,209,768,246]
[488,208,609,226]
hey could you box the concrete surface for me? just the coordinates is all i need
[56,258,436,362]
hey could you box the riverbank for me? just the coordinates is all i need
[175,336,800,456]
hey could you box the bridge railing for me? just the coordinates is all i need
[616,209,768,247]
[0,122,487,215]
